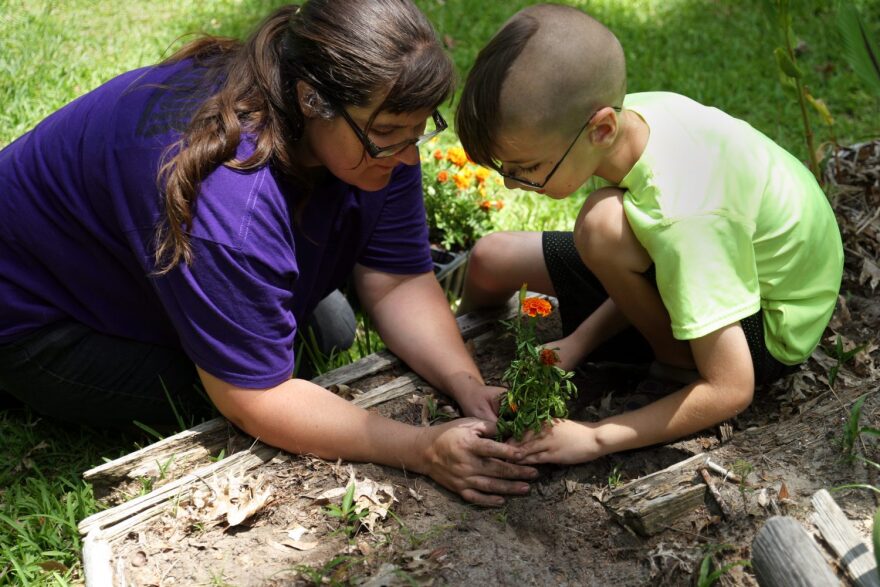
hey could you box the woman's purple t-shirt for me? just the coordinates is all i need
[0,61,433,388]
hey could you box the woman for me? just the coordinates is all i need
[0,0,536,506]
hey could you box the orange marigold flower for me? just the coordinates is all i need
[539,348,559,366]
[433,149,444,161]
[521,296,552,318]
[446,146,468,168]
[492,199,504,210]
[508,397,518,413]
[453,173,472,190]
[475,167,491,184]
[437,170,449,183]
[479,199,492,211]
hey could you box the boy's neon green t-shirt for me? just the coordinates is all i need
[618,92,842,365]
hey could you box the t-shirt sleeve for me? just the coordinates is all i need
[643,213,761,340]
[152,238,298,389]
[357,162,433,274]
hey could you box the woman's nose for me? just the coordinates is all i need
[394,143,421,166]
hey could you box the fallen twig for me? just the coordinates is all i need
[557,523,590,536]
[699,468,732,520]
[705,458,743,485]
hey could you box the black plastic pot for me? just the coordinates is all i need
[431,246,469,300]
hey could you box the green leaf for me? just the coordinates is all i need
[849,395,868,430]
[873,507,880,577]
[837,0,880,97]
[774,46,802,79]
[132,421,164,442]
[832,483,880,495]
[805,92,833,126]
[342,481,355,514]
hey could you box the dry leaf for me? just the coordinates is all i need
[778,482,790,500]
[36,561,68,574]
[860,258,880,291]
[361,563,401,587]
[314,467,398,532]
[287,525,308,541]
[757,488,770,508]
[183,471,273,527]
[129,550,148,567]
[281,538,319,551]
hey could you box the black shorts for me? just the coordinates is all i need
[542,231,798,386]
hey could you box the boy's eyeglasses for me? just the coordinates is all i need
[336,107,448,159]
[496,106,622,189]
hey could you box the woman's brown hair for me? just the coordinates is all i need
[155,0,454,273]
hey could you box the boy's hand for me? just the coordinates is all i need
[509,419,605,465]
[542,338,586,371]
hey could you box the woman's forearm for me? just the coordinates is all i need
[202,371,433,474]
[358,269,486,398]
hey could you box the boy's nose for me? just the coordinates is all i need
[504,177,537,192]
[503,177,522,190]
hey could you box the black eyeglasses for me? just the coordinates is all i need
[336,107,448,159]
[496,106,622,189]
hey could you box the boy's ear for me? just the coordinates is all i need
[587,107,620,147]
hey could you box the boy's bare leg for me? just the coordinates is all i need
[457,231,555,316]
[574,188,695,370]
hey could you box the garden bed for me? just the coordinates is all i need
[78,300,878,586]
[77,141,880,586]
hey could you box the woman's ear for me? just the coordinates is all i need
[296,80,319,118]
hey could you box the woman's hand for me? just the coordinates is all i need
[421,418,538,506]
[448,375,503,421]
[509,419,605,465]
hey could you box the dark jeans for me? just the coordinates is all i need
[0,322,206,429]
[0,291,358,429]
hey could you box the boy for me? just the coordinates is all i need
[455,4,843,464]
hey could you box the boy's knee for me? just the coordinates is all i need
[574,188,626,267]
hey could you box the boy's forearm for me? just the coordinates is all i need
[564,297,630,360]
[591,380,749,455]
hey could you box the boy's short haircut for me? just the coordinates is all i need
[455,14,540,169]
[456,4,626,170]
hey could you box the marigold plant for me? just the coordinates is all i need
[497,285,578,441]
[420,140,504,251]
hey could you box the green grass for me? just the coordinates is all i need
[0,409,148,585]
[421,0,880,160]
[1,0,878,585]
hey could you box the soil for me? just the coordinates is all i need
[109,143,880,586]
